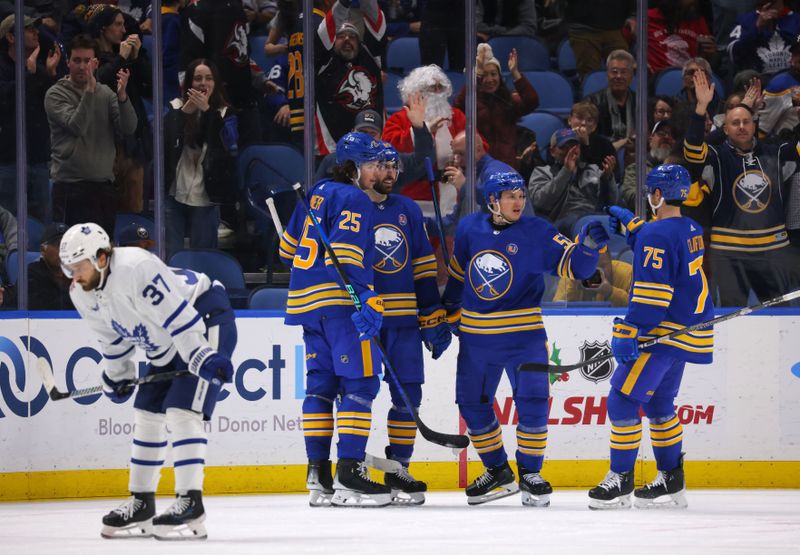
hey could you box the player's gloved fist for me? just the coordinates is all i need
[351,291,384,339]
[578,220,610,251]
[189,346,234,385]
[101,370,135,403]
[445,308,461,337]
[419,306,452,359]
[611,318,640,365]
[606,206,644,247]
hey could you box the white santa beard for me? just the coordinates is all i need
[424,93,453,121]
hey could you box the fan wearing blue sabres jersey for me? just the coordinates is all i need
[60,223,237,540]
[589,164,714,511]
[441,170,608,507]
[363,142,451,505]
[279,131,392,507]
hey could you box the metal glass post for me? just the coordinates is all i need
[151,0,166,260]
[14,2,28,308]
[303,0,315,191]
[464,0,476,215]
[635,0,648,218]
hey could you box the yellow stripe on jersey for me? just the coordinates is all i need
[279,231,298,261]
[287,282,352,314]
[448,256,465,282]
[683,140,707,162]
[325,242,365,268]
[631,280,675,308]
[460,308,544,335]
[412,254,438,280]
[640,321,714,354]
[381,293,418,318]
[710,224,790,252]
[360,340,374,377]
[621,353,651,396]
[557,244,576,279]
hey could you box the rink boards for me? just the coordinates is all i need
[1,310,799,500]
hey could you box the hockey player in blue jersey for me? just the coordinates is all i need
[279,131,392,507]
[441,169,609,506]
[362,142,451,504]
[589,164,715,510]
[60,223,237,540]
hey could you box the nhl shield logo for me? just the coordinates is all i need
[578,340,614,383]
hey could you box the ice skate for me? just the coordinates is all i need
[152,490,207,540]
[588,470,634,510]
[519,469,552,507]
[466,462,519,505]
[331,458,392,507]
[100,492,155,539]
[634,455,688,509]
[307,460,334,507]
[384,465,427,506]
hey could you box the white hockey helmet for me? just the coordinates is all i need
[59,223,112,276]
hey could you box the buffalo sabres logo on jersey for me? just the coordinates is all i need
[733,168,771,214]
[111,320,159,353]
[578,340,614,383]
[336,67,377,111]
[374,224,408,274]
[468,250,513,301]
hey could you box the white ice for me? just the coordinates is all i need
[1,490,798,554]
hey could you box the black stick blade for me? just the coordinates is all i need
[419,423,470,449]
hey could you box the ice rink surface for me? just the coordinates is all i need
[1,490,799,554]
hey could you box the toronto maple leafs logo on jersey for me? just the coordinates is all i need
[468,250,513,300]
[733,169,771,213]
[578,340,614,383]
[111,319,159,353]
[374,224,408,274]
[336,67,377,111]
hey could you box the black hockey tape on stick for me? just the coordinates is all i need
[36,357,190,401]
[518,288,800,374]
[292,183,469,449]
[424,157,450,265]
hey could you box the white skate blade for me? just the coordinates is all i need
[588,494,632,510]
[331,488,392,507]
[100,520,153,539]
[467,482,520,506]
[521,491,550,507]
[634,489,688,510]
[308,489,333,507]
[153,514,207,541]
[390,489,426,506]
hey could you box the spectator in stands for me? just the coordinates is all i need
[315,108,383,180]
[584,49,636,151]
[116,221,156,251]
[710,0,752,48]
[314,0,385,157]
[453,43,538,169]
[620,120,677,211]
[163,58,239,259]
[380,0,421,40]
[476,0,537,40]
[0,14,59,221]
[565,0,634,79]
[158,1,183,105]
[88,4,152,214]
[0,201,17,264]
[553,249,632,306]
[673,57,721,118]
[759,36,800,137]
[651,95,675,124]
[646,0,717,75]
[28,221,74,310]
[528,128,617,236]
[244,0,277,36]
[45,34,137,235]
[419,0,464,71]
[568,100,617,170]
[727,0,800,77]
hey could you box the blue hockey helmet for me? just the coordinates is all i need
[645,163,691,201]
[336,131,382,165]
[378,141,399,163]
[483,170,526,205]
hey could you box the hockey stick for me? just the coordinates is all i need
[365,454,402,473]
[36,357,190,401]
[425,157,450,265]
[518,288,800,374]
[265,196,284,235]
[292,182,469,449]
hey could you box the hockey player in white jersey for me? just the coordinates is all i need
[59,223,237,540]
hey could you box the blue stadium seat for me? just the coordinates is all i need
[249,35,281,72]
[654,68,725,99]
[386,37,420,74]
[113,213,155,246]
[446,71,465,95]
[248,286,288,310]
[168,248,249,308]
[517,71,574,115]
[581,70,639,98]
[517,111,565,149]
[557,39,576,75]
[27,217,44,250]
[385,72,404,114]
[6,250,40,285]
[488,36,550,71]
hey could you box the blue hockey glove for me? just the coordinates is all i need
[189,347,234,385]
[101,370,135,403]
[445,308,461,337]
[419,306,452,360]
[351,291,384,339]
[578,220,610,251]
[606,206,644,247]
[611,318,640,365]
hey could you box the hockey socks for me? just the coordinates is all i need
[302,395,335,461]
[466,421,506,468]
[128,409,167,493]
[167,408,207,493]
[649,414,683,471]
[386,403,418,464]
[515,425,547,473]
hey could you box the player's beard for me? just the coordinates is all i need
[650,145,671,162]
[425,92,453,121]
